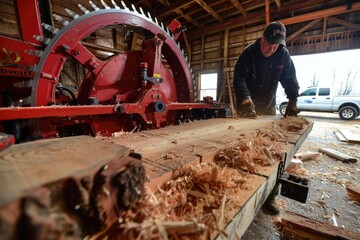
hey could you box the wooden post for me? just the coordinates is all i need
[224,67,236,116]
[265,0,270,25]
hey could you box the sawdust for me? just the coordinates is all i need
[114,162,254,239]
[105,117,310,239]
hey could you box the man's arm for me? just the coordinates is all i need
[280,53,300,116]
[280,54,299,100]
[233,48,252,103]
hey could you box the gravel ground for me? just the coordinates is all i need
[242,112,360,239]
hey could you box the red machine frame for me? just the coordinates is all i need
[0,0,223,142]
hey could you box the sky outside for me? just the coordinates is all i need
[291,49,360,95]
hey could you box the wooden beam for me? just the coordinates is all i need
[181,30,191,61]
[189,12,264,36]
[278,211,360,240]
[287,18,322,42]
[193,0,224,23]
[322,17,327,50]
[158,0,201,28]
[229,0,248,17]
[274,0,281,9]
[175,9,201,28]
[346,184,360,203]
[188,2,360,38]
[327,16,360,30]
[280,2,360,26]
[154,0,193,17]
[265,0,270,24]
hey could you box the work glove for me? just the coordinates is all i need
[285,99,298,117]
[238,96,257,118]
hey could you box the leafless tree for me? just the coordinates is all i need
[309,73,318,87]
[336,70,357,95]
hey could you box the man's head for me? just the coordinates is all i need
[263,21,286,46]
[260,21,286,57]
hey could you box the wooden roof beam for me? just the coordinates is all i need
[229,0,248,17]
[265,0,270,24]
[193,0,224,23]
[157,0,202,28]
[327,16,360,30]
[286,18,322,42]
[175,9,202,28]
[280,2,360,25]
[154,0,193,17]
[274,0,281,9]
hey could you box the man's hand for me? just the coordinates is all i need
[285,99,297,117]
[239,96,257,117]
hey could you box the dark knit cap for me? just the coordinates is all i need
[263,21,286,46]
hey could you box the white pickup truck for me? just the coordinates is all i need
[277,87,360,120]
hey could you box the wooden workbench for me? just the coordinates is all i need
[108,116,313,239]
[0,116,312,239]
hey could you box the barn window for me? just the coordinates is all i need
[200,73,217,101]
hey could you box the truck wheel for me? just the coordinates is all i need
[279,105,287,116]
[339,106,358,120]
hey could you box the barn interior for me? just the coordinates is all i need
[0,0,359,239]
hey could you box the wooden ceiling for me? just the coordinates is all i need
[128,0,360,36]
[0,0,359,54]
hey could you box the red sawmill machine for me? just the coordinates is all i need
[0,0,228,145]
[0,1,230,238]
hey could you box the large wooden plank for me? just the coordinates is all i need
[109,117,291,178]
[278,210,360,240]
[0,136,129,206]
[108,116,313,239]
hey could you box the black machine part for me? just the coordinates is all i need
[279,173,309,203]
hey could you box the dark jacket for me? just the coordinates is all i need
[233,38,299,112]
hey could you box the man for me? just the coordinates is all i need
[233,21,299,214]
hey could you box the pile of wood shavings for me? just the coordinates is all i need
[274,116,309,133]
[111,162,253,239]
[214,130,284,173]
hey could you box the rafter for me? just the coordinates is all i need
[280,2,360,25]
[327,16,360,30]
[193,0,224,23]
[156,0,201,29]
[175,9,202,28]
[229,0,248,17]
[287,18,322,41]
[189,2,360,37]
[274,0,281,9]
[154,0,193,17]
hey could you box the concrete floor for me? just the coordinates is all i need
[242,112,360,239]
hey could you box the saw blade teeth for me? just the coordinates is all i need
[89,1,100,11]
[25,49,43,57]
[131,4,138,13]
[53,13,69,26]
[120,1,129,10]
[42,23,59,34]
[146,11,152,21]
[78,4,90,14]
[65,8,79,19]
[111,0,120,9]
[160,22,164,30]
[33,35,50,45]
[100,0,110,9]
[177,42,181,49]
[154,17,159,26]
[166,27,170,35]
[181,48,184,54]
[139,7,145,16]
